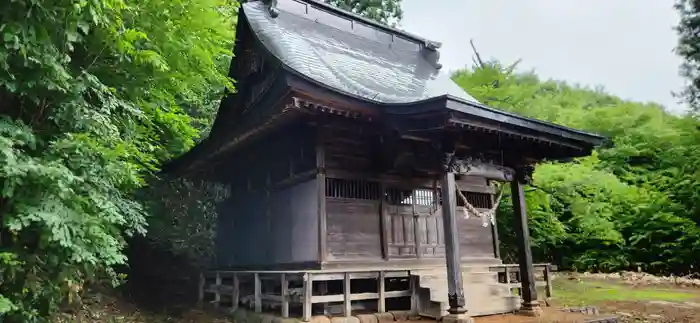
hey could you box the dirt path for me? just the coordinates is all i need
[600,300,700,323]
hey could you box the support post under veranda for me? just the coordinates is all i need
[439,151,474,323]
[511,166,543,316]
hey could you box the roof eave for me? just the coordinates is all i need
[444,95,607,147]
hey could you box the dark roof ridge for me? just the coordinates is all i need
[302,0,441,48]
[258,0,442,51]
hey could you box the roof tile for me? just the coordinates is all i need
[243,0,480,104]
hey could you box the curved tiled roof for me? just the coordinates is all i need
[242,0,480,104]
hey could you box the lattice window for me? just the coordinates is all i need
[325,178,381,200]
[458,192,493,209]
[386,187,437,206]
[436,190,493,209]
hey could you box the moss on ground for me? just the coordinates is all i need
[549,278,699,307]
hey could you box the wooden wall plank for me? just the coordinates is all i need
[326,198,383,260]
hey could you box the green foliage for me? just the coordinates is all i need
[324,0,402,25]
[0,0,235,321]
[453,62,700,274]
[139,177,229,267]
[123,177,230,311]
[676,0,700,112]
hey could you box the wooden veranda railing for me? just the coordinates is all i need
[198,269,414,321]
[489,263,556,299]
[199,264,557,321]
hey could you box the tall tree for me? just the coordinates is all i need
[324,0,402,25]
[0,0,235,321]
[676,0,700,112]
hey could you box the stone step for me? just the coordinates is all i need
[418,271,497,284]
[464,272,499,283]
[420,285,512,302]
[412,266,520,320]
[418,301,448,319]
[423,283,512,298]
[418,273,499,288]
[410,265,495,277]
[426,287,512,303]
[470,296,520,317]
[418,296,520,319]
[419,281,511,297]
[424,282,499,293]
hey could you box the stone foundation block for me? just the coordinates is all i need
[355,314,379,323]
[309,316,331,323]
[440,314,474,323]
[330,316,360,323]
[373,313,394,323]
[388,310,411,321]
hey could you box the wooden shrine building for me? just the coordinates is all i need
[164,0,605,321]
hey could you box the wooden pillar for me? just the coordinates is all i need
[303,273,313,321]
[379,183,389,260]
[198,272,205,308]
[254,273,262,313]
[378,271,386,313]
[511,166,542,316]
[489,183,501,259]
[317,127,328,264]
[232,273,240,312]
[343,273,352,317]
[411,190,422,258]
[439,169,468,316]
[281,273,289,317]
[544,265,553,299]
[214,272,222,309]
[410,274,419,314]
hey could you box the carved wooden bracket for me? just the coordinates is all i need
[441,151,458,173]
[442,156,515,182]
[515,165,535,184]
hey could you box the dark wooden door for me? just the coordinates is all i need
[384,186,445,258]
[325,178,383,261]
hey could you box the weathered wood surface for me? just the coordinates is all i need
[220,178,320,268]
[490,263,557,298]
[201,269,412,321]
[216,119,505,270]
[456,215,495,258]
[384,198,445,258]
[439,170,467,314]
[215,124,321,269]
[199,263,558,321]
[326,198,383,260]
[323,172,496,263]
[511,173,541,312]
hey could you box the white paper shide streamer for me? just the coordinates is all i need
[456,182,504,227]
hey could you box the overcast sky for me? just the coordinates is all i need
[401,0,686,113]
